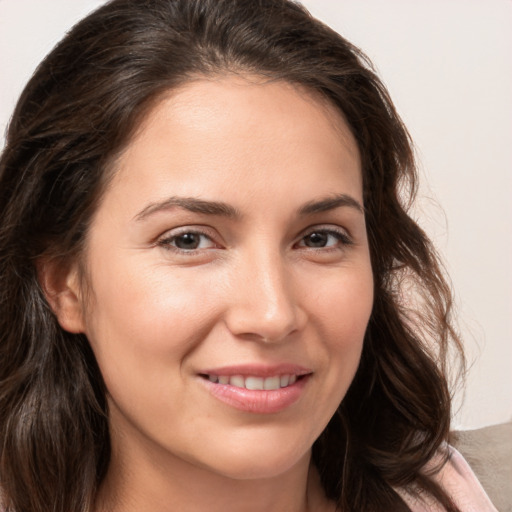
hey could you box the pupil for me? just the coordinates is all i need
[176,233,199,249]
[307,232,327,247]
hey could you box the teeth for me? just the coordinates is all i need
[206,374,299,390]
[245,376,264,390]
[263,376,281,390]
[230,375,245,388]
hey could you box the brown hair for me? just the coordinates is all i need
[0,1,463,511]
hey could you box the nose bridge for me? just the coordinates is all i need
[226,242,303,342]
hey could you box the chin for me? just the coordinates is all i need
[187,431,314,481]
[210,452,310,481]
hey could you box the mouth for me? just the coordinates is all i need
[197,365,312,414]
[200,373,302,390]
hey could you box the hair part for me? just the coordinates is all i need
[0,1,464,511]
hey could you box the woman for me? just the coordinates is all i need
[0,1,497,511]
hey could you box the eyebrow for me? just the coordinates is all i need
[134,196,242,221]
[134,193,364,222]
[298,194,364,216]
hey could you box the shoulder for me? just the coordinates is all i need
[435,446,498,511]
[396,445,498,512]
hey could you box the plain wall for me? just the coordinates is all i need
[1,0,511,430]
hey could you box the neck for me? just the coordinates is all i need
[95,428,333,512]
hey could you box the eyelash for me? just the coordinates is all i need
[157,226,353,255]
[157,229,217,253]
[296,227,353,251]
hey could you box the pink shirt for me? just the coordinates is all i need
[398,446,498,511]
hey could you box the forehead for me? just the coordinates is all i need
[103,75,362,212]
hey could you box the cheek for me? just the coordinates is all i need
[80,262,227,418]
[307,263,373,338]
[81,264,219,421]
[84,258,221,350]
[307,265,373,389]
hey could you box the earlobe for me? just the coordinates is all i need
[38,258,86,334]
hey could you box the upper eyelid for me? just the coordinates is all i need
[155,223,352,247]
[299,224,352,239]
[157,225,217,240]
[155,226,221,250]
[296,226,354,247]
[156,231,220,257]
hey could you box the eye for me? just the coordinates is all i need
[158,230,217,252]
[297,228,352,249]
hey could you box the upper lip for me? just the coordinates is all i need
[198,363,312,377]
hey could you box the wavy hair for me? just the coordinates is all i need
[0,1,463,510]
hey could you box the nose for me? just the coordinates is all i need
[223,248,307,343]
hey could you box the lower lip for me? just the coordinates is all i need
[200,375,310,414]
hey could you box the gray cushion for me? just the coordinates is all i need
[451,421,512,512]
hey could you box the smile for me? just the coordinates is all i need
[198,365,312,414]
[204,374,298,390]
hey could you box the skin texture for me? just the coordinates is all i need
[51,76,374,512]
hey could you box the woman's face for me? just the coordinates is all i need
[74,76,373,480]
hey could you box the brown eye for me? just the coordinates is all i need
[299,229,351,249]
[303,232,330,248]
[159,231,216,251]
[174,233,202,249]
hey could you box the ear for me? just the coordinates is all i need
[38,258,86,333]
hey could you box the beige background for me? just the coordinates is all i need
[1,0,510,429]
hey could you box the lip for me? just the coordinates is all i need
[197,363,312,414]
[199,363,312,378]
